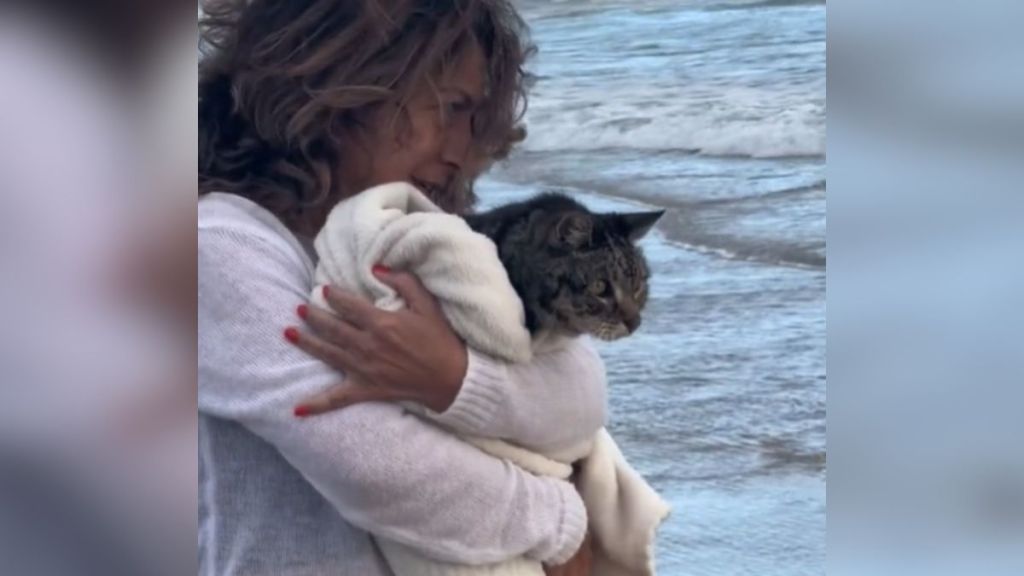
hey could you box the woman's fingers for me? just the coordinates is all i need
[285,325,361,372]
[320,285,378,330]
[294,382,403,417]
[301,302,364,347]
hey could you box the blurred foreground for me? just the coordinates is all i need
[0,2,196,575]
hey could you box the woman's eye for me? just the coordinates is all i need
[446,99,471,115]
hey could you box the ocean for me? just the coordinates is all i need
[476,1,826,574]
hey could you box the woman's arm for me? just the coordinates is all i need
[433,340,608,454]
[293,269,608,454]
[199,226,586,566]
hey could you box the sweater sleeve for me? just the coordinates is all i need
[434,343,608,454]
[198,225,586,566]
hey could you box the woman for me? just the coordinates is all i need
[198,1,604,575]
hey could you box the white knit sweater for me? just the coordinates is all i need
[198,193,607,575]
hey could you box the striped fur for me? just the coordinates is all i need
[465,192,663,341]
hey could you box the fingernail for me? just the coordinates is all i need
[283,327,300,343]
[294,406,311,418]
[297,304,308,319]
[372,264,391,276]
[322,285,330,298]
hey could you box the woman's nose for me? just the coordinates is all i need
[442,114,473,170]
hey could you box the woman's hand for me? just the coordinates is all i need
[544,530,593,576]
[546,467,594,576]
[286,267,468,415]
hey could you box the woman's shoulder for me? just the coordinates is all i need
[199,192,314,274]
[200,192,286,237]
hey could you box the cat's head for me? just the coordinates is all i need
[532,206,663,341]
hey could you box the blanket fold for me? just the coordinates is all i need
[312,181,532,363]
[312,182,670,576]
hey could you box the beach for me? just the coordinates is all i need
[477,1,826,574]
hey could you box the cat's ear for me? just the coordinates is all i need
[551,212,594,248]
[617,210,665,241]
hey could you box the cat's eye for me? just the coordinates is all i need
[588,280,608,296]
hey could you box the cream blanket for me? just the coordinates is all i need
[312,182,670,576]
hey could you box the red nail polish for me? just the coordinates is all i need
[294,406,311,418]
[322,285,330,298]
[297,304,308,319]
[372,264,391,275]
[284,327,300,343]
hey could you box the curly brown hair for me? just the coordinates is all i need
[199,0,532,227]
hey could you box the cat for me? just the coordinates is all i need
[464,192,664,342]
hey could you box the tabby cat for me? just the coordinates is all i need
[464,192,663,341]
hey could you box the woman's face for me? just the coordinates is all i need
[357,43,488,214]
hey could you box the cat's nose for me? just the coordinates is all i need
[624,314,641,334]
